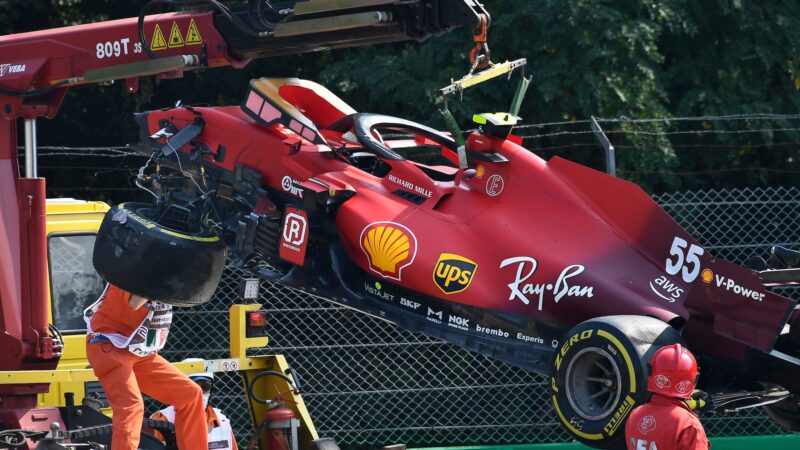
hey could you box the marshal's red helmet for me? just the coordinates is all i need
[647,344,698,399]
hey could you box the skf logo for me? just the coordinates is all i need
[279,207,309,266]
[433,253,477,294]
[360,222,417,281]
[0,64,26,77]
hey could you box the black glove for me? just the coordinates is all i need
[686,389,712,414]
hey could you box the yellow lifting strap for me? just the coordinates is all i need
[440,58,527,97]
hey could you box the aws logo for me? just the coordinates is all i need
[433,253,477,294]
[649,275,684,303]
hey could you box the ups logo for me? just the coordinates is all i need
[433,253,477,294]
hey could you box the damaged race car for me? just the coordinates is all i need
[93,77,800,449]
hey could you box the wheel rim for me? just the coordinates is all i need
[768,394,800,416]
[565,347,623,421]
[137,205,204,235]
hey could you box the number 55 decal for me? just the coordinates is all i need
[665,236,705,283]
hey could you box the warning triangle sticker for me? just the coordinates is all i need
[185,19,203,45]
[168,21,184,48]
[151,24,167,51]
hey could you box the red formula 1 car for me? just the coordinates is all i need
[93,78,800,449]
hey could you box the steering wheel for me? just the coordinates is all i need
[352,113,462,165]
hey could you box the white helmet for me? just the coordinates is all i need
[183,358,214,408]
[182,358,214,384]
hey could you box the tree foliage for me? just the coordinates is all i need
[3,0,800,198]
[317,0,800,191]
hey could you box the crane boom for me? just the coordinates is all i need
[0,0,488,120]
[0,0,489,377]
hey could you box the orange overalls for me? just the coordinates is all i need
[84,284,209,450]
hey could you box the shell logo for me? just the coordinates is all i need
[701,268,713,284]
[360,222,418,281]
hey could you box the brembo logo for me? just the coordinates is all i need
[360,222,417,281]
[433,253,477,294]
[0,64,26,77]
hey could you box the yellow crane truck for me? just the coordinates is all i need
[7,198,320,449]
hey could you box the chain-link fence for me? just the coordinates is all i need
[150,185,800,448]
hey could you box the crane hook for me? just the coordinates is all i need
[469,15,491,70]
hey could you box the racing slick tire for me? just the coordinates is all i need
[93,202,227,306]
[763,394,800,432]
[549,315,683,449]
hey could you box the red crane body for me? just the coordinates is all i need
[0,1,488,442]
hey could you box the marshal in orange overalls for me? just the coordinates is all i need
[84,284,208,450]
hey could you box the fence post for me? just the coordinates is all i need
[590,116,616,177]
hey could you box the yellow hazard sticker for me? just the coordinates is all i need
[168,21,184,48]
[185,18,203,45]
[151,24,167,51]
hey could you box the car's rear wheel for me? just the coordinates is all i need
[549,315,682,449]
[93,202,227,306]
[763,394,800,432]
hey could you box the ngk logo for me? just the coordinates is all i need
[449,316,469,326]
[0,64,26,77]
[279,207,309,266]
[447,315,470,331]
